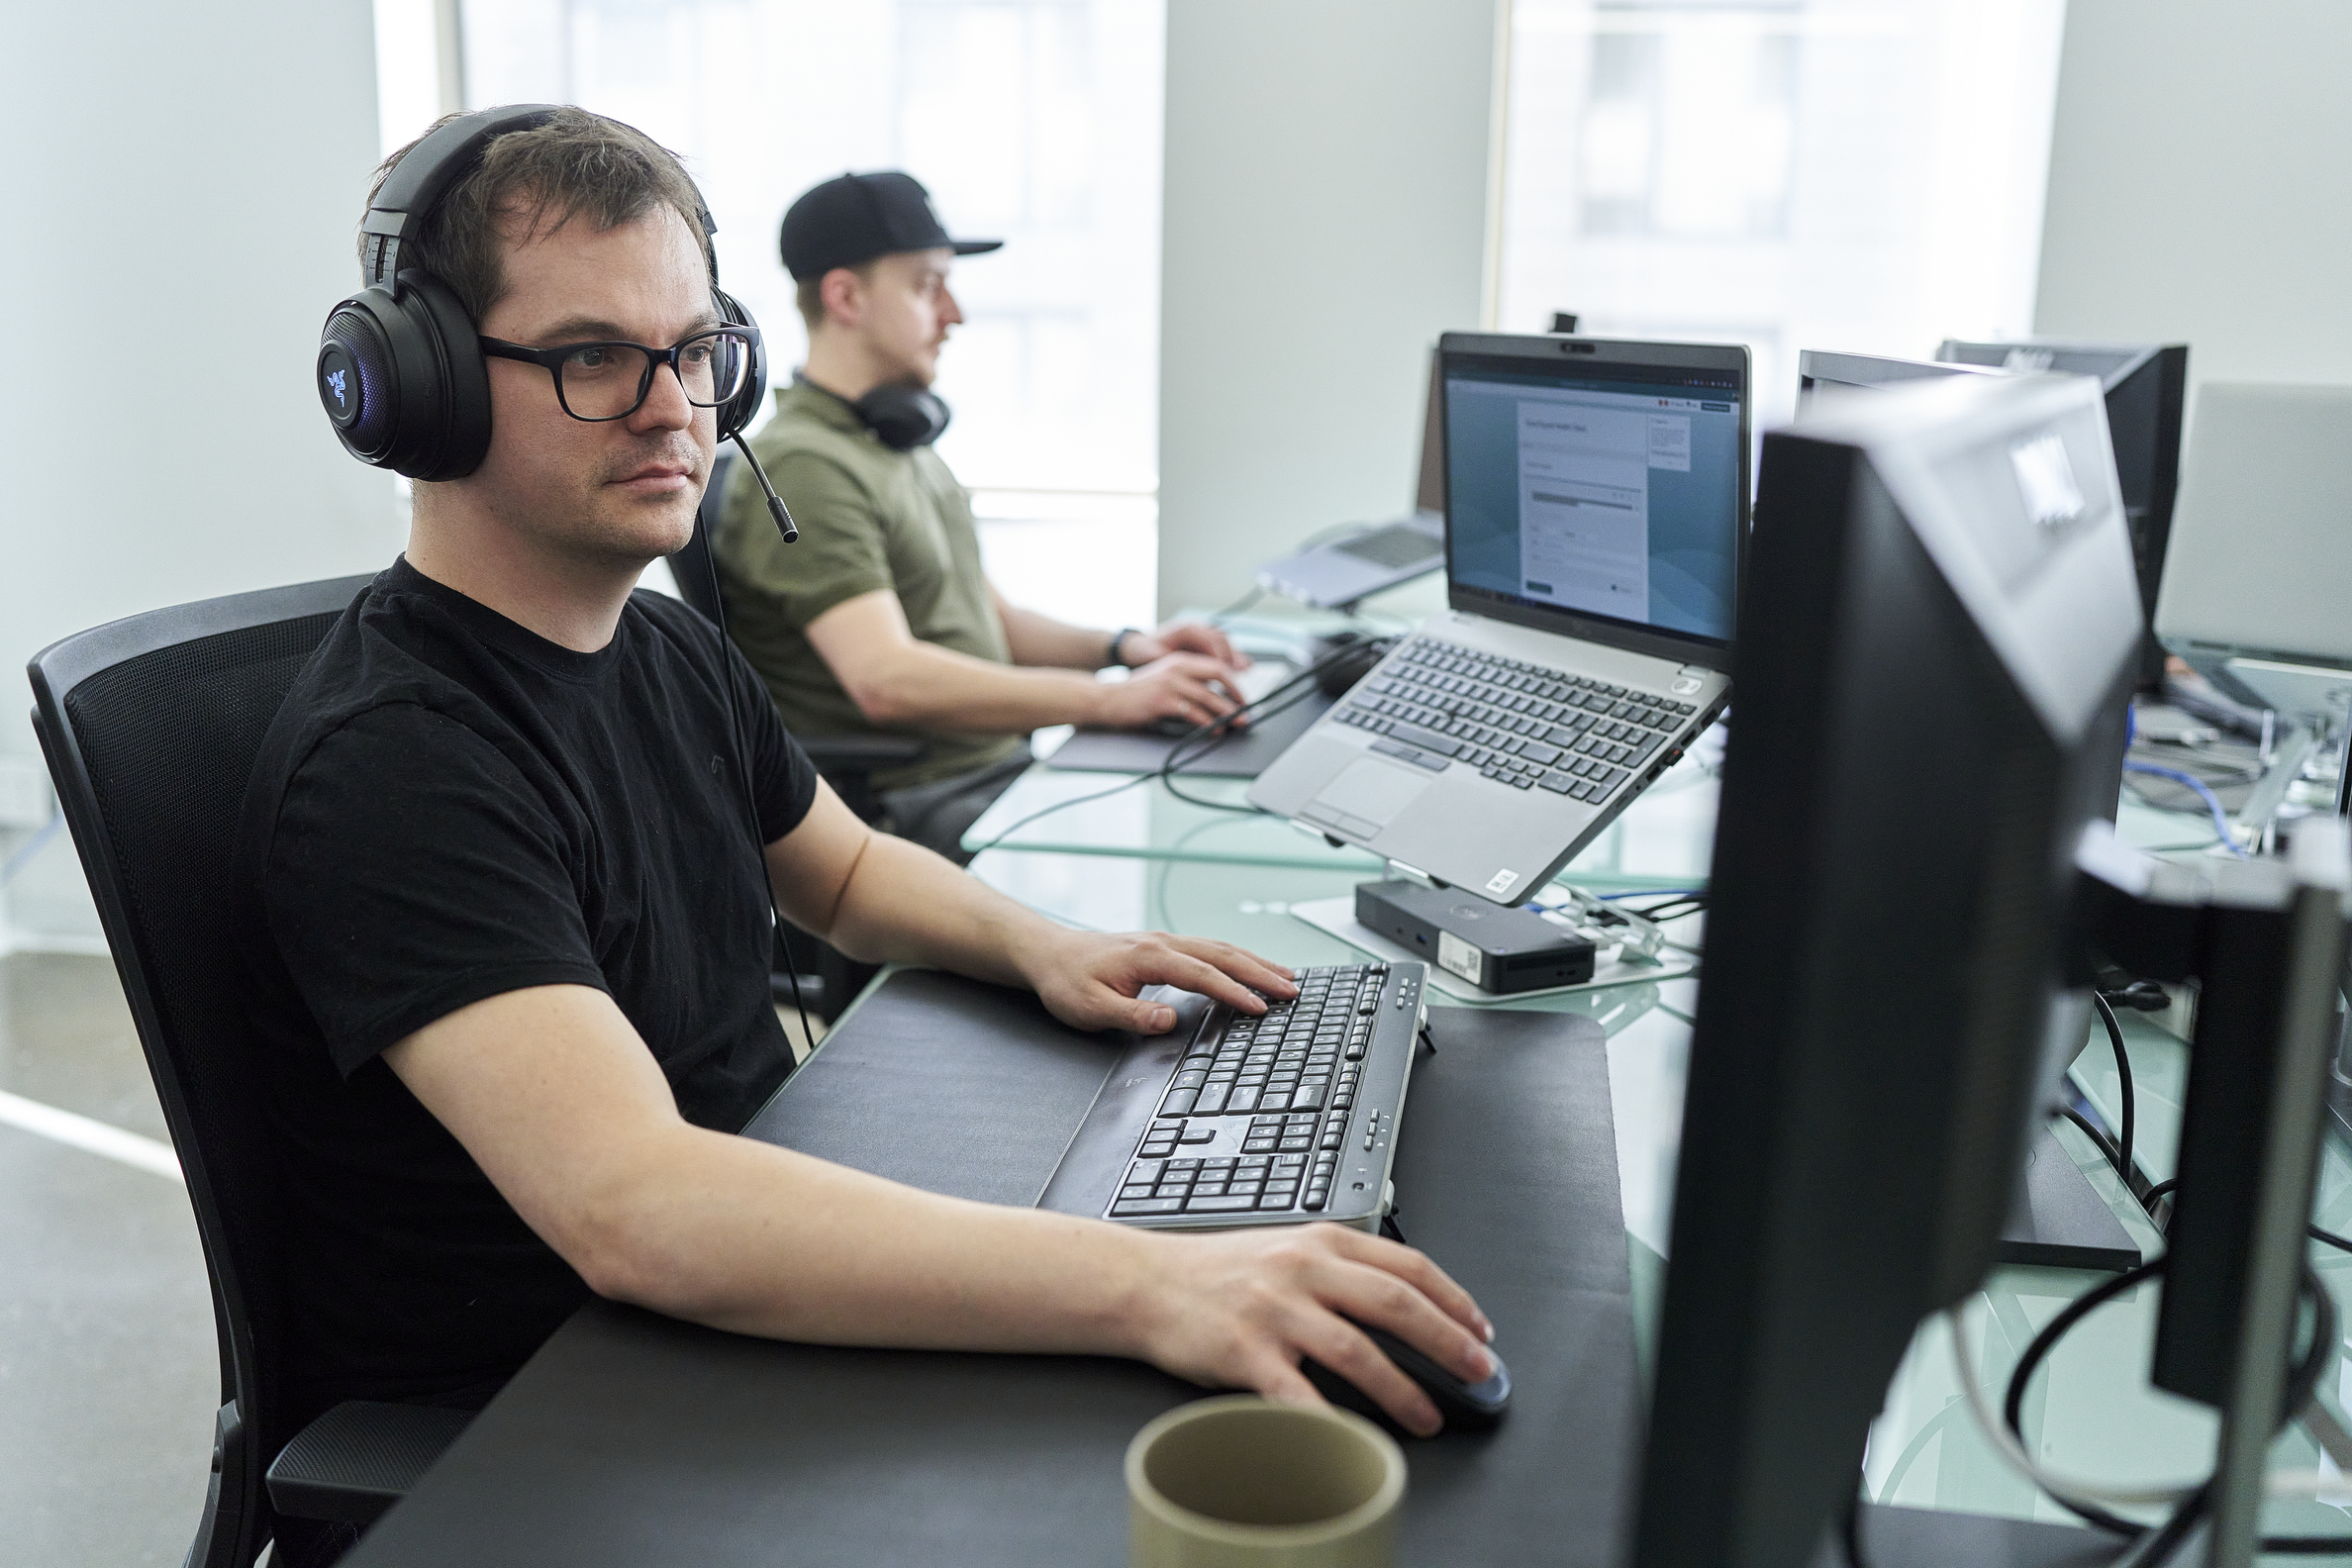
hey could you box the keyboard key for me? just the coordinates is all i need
[1538,770,1577,794]
[1226,1086,1261,1113]
[1120,1184,1158,1200]
[1194,1084,1231,1116]
[1259,1192,1298,1211]
[1113,1199,1186,1216]
[1185,1194,1262,1214]
[1380,722,1463,757]
[1158,1089,1198,1116]
[1520,741,1562,766]
[1293,1086,1326,1111]
[1178,1125,1218,1143]
[1258,1090,1291,1113]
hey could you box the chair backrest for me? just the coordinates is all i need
[674,447,736,628]
[27,574,372,1555]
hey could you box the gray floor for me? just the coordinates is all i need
[0,952,217,1565]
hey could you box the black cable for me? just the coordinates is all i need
[967,637,1386,853]
[2093,991,2137,1179]
[2136,1172,2351,1255]
[2130,1485,2212,1568]
[1842,1480,1869,1568]
[2063,1105,2129,1184]
[1999,1257,2347,1551]
[2311,1224,2352,1255]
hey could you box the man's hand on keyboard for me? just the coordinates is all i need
[1019,930,1298,1034]
[1124,1224,1494,1437]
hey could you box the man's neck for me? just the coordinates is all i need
[800,333,899,405]
[406,499,644,653]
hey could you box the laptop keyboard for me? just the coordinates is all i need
[1326,637,1697,804]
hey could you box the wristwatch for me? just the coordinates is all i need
[1106,628,1139,669]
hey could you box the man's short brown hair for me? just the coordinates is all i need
[794,259,879,335]
[363,107,716,325]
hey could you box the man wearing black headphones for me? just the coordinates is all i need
[245,109,1489,1562]
[713,171,1251,859]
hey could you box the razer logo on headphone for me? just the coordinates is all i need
[325,368,348,408]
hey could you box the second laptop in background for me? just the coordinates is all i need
[1250,333,1749,905]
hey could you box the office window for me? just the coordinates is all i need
[1499,0,2067,427]
[380,0,1163,628]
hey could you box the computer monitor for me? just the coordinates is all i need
[1630,372,2143,1567]
[1797,348,2000,406]
[1939,341,2190,687]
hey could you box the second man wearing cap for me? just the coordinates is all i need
[715,171,1246,860]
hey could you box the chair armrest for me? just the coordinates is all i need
[797,734,928,773]
[265,1401,474,1525]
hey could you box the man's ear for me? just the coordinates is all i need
[819,265,866,331]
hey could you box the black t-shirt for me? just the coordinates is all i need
[234,557,817,1418]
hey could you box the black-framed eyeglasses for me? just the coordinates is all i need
[479,326,758,422]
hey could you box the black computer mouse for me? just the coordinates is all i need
[1308,632,1398,700]
[1303,1319,1511,1433]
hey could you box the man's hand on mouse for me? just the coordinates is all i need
[1089,650,1252,734]
[1120,1223,1495,1437]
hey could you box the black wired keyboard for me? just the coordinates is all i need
[1325,636,1699,803]
[1036,963,1429,1232]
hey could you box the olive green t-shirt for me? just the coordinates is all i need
[713,381,1023,792]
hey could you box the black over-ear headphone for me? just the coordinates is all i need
[316,104,796,540]
[793,372,949,451]
[856,384,950,450]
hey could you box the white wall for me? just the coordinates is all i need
[2034,0,2352,388]
[1155,0,1502,618]
[0,0,401,946]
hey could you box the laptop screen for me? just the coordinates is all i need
[1443,352,1745,648]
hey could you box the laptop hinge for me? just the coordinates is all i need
[1384,859,1438,889]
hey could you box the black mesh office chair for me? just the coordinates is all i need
[29,578,471,1568]
[689,451,925,1018]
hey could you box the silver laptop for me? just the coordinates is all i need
[1249,333,1750,905]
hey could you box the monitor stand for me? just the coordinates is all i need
[1818,1503,2122,1567]
[1993,1124,2142,1273]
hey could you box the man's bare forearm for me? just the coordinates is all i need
[998,600,1117,670]
[849,637,1111,730]
[595,1125,1157,1352]
[817,831,1060,984]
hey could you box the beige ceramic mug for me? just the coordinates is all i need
[1127,1395,1408,1568]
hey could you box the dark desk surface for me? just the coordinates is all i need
[343,975,1637,1567]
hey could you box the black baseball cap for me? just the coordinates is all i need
[778,171,1003,281]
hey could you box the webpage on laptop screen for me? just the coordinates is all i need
[1447,369,1740,643]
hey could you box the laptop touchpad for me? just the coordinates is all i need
[1308,758,1431,834]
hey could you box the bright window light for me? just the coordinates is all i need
[1499,0,2068,429]
[399,0,1165,629]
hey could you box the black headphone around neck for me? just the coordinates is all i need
[855,383,951,450]
[314,104,787,542]
[794,372,949,451]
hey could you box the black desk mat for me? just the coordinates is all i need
[1044,690,1332,778]
[345,981,1635,1567]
